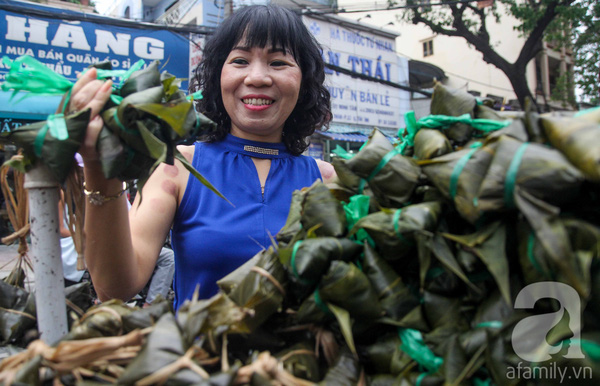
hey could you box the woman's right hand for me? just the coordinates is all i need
[66,68,113,163]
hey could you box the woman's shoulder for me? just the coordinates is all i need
[314,159,337,184]
[176,143,196,164]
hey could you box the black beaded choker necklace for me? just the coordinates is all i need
[223,134,290,159]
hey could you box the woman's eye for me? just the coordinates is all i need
[231,58,248,65]
[271,60,287,67]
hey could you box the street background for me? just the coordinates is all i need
[0,242,34,288]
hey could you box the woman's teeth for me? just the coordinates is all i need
[242,98,273,106]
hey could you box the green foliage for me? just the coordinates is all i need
[550,70,577,108]
[572,0,599,105]
[396,0,597,107]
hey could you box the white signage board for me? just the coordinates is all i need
[304,16,408,129]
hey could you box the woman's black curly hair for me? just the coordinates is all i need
[191,4,331,156]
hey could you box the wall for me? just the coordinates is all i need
[337,0,537,107]
[305,13,411,134]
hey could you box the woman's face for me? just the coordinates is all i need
[220,43,302,142]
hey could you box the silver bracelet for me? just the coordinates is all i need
[83,182,127,206]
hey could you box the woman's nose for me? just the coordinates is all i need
[244,63,272,87]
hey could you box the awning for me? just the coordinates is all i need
[316,132,369,142]
[0,91,61,120]
[409,60,447,89]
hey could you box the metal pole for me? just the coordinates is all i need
[24,163,68,344]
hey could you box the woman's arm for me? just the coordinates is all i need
[69,68,183,302]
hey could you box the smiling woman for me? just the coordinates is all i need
[71,4,334,309]
[220,45,302,142]
[195,4,331,155]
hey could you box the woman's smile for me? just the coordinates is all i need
[221,45,302,142]
[242,95,275,111]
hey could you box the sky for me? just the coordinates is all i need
[93,0,115,14]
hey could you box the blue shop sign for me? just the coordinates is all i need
[0,0,194,118]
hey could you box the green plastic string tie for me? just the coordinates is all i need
[113,109,128,132]
[473,378,492,386]
[527,231,548,277]
[47,113,68,140]
[110,94,124,105]
[357,178,367,194]
[366,147,403,183]
[397,111,419,155]
[112,109,139,135]
[290,241,314,285]
[344,195,374,246]
[1,55,74,97]
[314,289,333,315]
[33,113,69,157]
[393,208,413,245]
[475,321,503,329]
[449,142,482,200]
[574,106,600,118]
[578,339,600,362]
[398,328,443,373]
[416,113,511,135]
[33,124,50,158]
[416,373,428,386]
[187,90,203,101]
[332,145,354,160]
[504,142,529,209]
[95,59,145,83]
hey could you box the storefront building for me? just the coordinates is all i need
[302,12,410,160]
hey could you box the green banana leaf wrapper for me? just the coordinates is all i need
[299,180,348,238]
[118,313,202,384]
[335,129,421,208]
[476,135,584,215]
[276,187,304,243]
[0,110,91,183]
[441,221,511,305]
[318,348,363,385]
[540,113,600,182]
[176,292,250,349]
[274,341,322,382]
[517,217,599,301]
[226,247,288,332]
[419,141,496,224]
[360,332,412,376]
[430,82,477,144]
[351,201,443,261]
[98,61,223,199]
[362,242,420,321]
[296,260,383,323]
[460,290,513,358]
[279,237,362,298]
[0,280,36,345]
[413,128,453,160]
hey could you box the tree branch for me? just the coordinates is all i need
[411,9,462,37]
[515,0,575,69]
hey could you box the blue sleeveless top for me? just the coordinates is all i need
[170,134,322,309]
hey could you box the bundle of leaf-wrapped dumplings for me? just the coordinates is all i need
[0,55,224,199]
[2,81,600,385]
